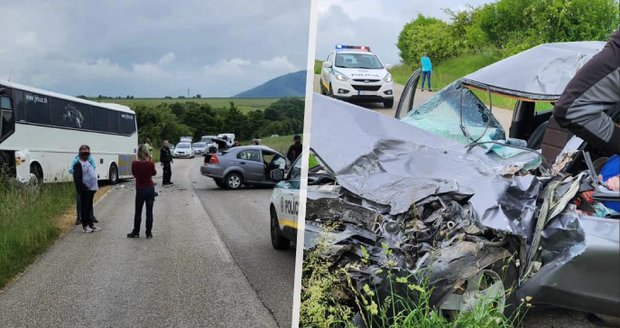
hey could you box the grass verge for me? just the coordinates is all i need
[92,97,281,113]
[390,52,522,110]
[260,134,301,155]
[0,182,110,289]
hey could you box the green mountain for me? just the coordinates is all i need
[235,70,306,98]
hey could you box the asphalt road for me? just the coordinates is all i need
[0,158,293,328]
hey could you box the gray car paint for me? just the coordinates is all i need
[308,93,619,316]
[200,145,286,186]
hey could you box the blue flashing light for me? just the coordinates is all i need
[335,45,370,51]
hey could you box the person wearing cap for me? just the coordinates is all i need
[69,152,97,225]
[72,145,99,233]
[287,135,302,162]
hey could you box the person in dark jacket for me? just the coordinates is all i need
[160,140,173,185]
[72,145,99,233]
[554,28,620,155]
[128,144,157,239]
[287,135,302,162]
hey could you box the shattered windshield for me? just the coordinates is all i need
[401,82,505,144]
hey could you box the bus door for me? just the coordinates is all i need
[0,90,15,177]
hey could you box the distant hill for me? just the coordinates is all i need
[235,70,306,98]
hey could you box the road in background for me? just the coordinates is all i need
[0,158,293,328]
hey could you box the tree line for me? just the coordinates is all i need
[134,97,304,145]
[397,0,619,67]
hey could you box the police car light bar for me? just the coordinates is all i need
[336,44,370,51]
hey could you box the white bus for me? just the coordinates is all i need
[0,80,138,184]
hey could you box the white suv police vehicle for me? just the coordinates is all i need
[320,45,394,108]
[268,154,302,250]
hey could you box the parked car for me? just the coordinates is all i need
[217,133,236,147]
[200,145,286,189]
[200,135,219,150]
[172,142,195,158]
[306,41,619,320]
[192,142,207,155]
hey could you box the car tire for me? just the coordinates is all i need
[214,178,225,189]
[108,163,119,184]
[224,172,243,190]
[383,99,394,108]
[319,80,326,95]
[328,83,334,97]
[270,206,289,250]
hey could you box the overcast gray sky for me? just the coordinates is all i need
[0,0,310,97]
[316,0,493,66]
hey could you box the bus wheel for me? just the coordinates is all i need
[30,163,43,186]
[109,163,119,185]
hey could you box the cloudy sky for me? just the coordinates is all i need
[0,0,310,97]
[316,0,493,66]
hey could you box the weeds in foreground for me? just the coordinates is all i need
[301,231,525,327]
[0,182,75,288]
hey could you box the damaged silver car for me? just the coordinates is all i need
[304,41,619,322]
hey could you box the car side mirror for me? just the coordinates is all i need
[270,168,285,181]
[385,64,392,70]
[322,61,332,68]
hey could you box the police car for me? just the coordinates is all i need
[320,45,394,108]
[268,154,302,250]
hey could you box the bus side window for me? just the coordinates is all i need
[0,96,14,141]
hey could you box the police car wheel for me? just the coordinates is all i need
[319,80,326,95]
[225,172,243,189]
[327,83,334,97]
[270,206,289,250]
[383,99,394,108]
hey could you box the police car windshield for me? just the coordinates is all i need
[335,53,383,69]
[177,143,190,148]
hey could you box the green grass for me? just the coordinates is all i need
[0,183,76,288]
[301,230,525,327]
[90,97,281,113]
[390,52,522,109]
[260,134,301,154]
[314,60,323,75]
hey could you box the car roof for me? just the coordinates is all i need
[229,145,282,154]
[334,49,375,55]
[462,41,605,101]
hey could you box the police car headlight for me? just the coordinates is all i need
[335,71,349,82]
[384,73,393,83]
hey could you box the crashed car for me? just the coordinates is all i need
[304,41,619,321]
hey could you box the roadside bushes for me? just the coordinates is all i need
[397,0,619,68]
[134,97,305,146]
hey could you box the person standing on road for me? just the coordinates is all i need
[287,135,302,162]
[160,140,173,185]
[554,28,620,156]
[72,145,99,233]
[69,152,98,225]
[420,53,433,92]
[145,138,153,155]
[127,144,157,239]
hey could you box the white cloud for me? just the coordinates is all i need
[158,52,176,65]
[203,58,252,77]
[259,56,298,73]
